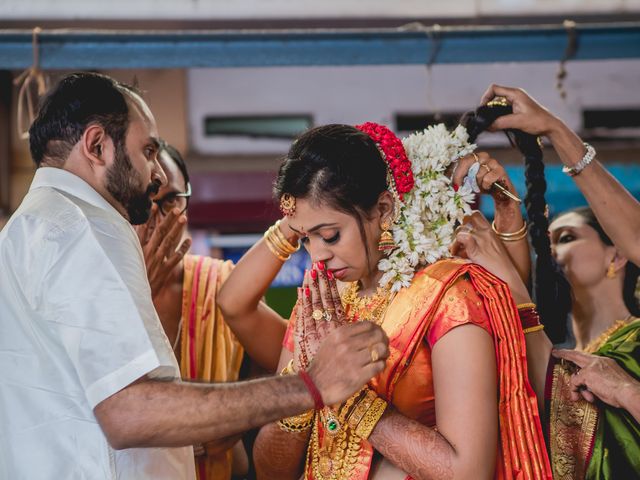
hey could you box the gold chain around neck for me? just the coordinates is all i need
[582,316,635,353]
[340,282,394,325]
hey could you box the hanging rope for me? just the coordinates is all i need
[556,20,578,100]
[13,27,49,140]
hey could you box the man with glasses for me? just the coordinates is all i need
[135,143,251,479]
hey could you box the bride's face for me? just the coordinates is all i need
[286,198,383,283]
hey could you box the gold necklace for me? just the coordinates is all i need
[582,315,635,353]
[340,282,394,325]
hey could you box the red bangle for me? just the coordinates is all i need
[298,370,325,410]
[518,306,541,330]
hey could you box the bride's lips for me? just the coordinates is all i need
[331,267,348,280]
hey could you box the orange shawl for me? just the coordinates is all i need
[297,259,551,479]
[180,255,244,480]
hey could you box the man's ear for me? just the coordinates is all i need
[81,124,109,167]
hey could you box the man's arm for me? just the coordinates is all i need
[94,321,388,450]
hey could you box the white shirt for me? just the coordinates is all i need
[0,168,196,479]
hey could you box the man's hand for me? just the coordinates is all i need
[134,204,191,297]
[308,321,389,406]
[552,349,640,407]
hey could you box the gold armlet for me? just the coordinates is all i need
[492,220,528,242]
[523,324,545,334]
[516,302,536,310]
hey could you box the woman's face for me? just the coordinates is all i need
[287,198,383,283]
[549,212,616,289]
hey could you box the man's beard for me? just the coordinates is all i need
[105,143,160,225]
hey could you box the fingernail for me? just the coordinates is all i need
[453,184,459,192]
[327,270,334,280]
[305,287,311,297]
[317,261,325,271]
[310,269,317,280]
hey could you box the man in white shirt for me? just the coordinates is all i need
[0,72,389,479]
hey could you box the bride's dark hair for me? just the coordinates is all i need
[274,124,389,270]
[461,104,572,343]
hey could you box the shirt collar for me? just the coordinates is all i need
[30,167,125,219]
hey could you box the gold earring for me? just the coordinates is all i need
[607,262,617,279]
[378,220,396,252]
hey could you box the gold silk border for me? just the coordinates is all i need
[549,362,599,480]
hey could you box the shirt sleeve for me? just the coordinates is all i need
[426,274,493,349]
[41,218,176,409]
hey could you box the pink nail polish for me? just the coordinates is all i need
[305,287,311,297]
[310,269,318,280]
[327,270,334,280]
[317,261,325,271]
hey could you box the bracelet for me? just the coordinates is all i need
[299,370,324,410]
[491,220,528,242]
[277,410,314,433]
[354,397,387,439]
[523,324,545,334]
[562,142,596,177]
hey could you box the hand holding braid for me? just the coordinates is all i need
[461,103,572,342]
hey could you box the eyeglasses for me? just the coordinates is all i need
[153,182,192,216]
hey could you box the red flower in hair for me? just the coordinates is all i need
[355,122,414,200]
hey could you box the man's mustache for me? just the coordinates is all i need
[146,180,161,197]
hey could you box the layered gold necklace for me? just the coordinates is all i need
[582,315,636,353]
[340,282,395,325]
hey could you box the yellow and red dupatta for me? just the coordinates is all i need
[180,255,244,480]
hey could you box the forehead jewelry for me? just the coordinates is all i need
[280,193,296,217]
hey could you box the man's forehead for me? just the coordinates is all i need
[124,90,157,133]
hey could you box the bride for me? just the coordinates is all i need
[218,120,551,479]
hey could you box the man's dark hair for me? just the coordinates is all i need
[29,72,140,167]
[161,143,190,187]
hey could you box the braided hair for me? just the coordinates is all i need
[461,104,572,343]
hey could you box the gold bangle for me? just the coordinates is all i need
[491,220,528,241]
[354,397,387,439]
[523,324,545,334]
[264,234,289,261]
[272,220,300,254]
[346,389,377,431]
[517,302,536,310]
[277,410,314,433]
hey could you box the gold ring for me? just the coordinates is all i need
[312,309,324,321]
[472,152,480,163]
[482,164,491,174]
[370,346,379,363]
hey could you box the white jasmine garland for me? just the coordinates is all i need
[378,124,477,292]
